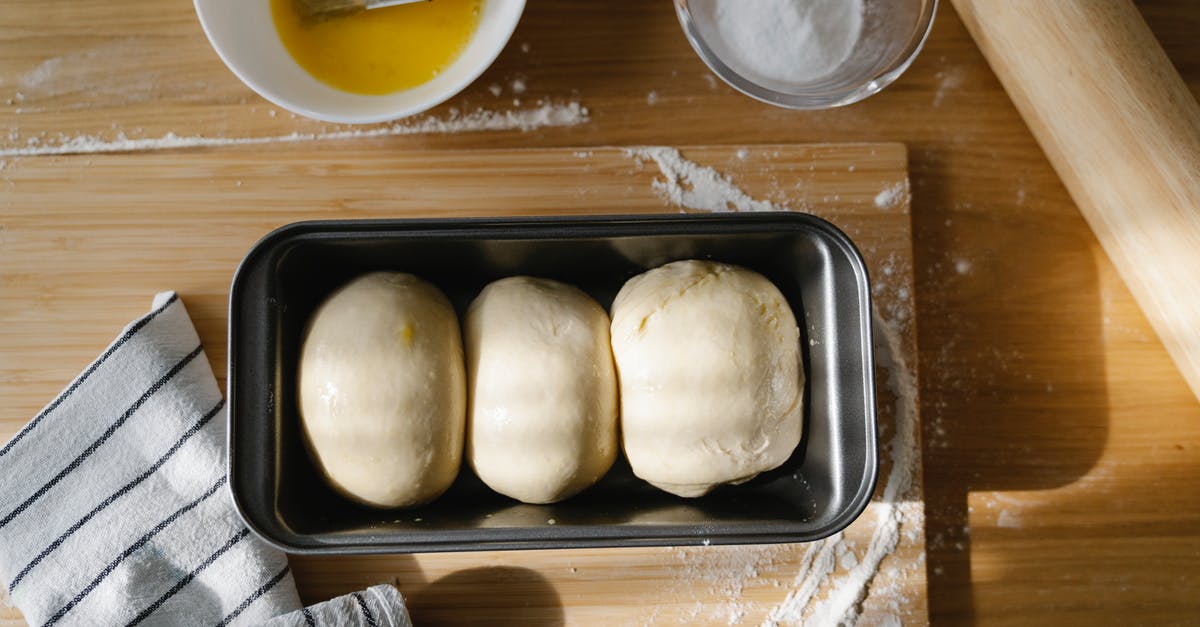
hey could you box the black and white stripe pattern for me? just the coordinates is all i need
[0,292,410,627]
[7,399,226,591]
[0,344,206,532]
[0,293,300,626]
[260,585,411,627]
[216,565,293,627]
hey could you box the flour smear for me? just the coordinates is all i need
[0,102,588,157]
[627,147,922,626]
[763,313,918,626]
[874,181,910,210]
[624,147,788,212]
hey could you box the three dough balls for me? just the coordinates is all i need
[297,260,804,508]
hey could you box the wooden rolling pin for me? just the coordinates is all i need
[950,0,1200,401]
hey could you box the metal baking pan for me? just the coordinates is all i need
[228,213,877,554]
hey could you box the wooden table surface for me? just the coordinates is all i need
[0,141,925,626]
[1,0,1199,625]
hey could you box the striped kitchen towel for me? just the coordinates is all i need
[261,585,407,627]
[0,293,410,627]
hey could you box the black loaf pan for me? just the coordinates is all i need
[228,213,877,554]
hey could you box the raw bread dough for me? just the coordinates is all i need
[611,260,804,497]
[298,272,466,508]
[465,276,618,504]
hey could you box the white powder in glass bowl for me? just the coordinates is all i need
[709,0,864,84]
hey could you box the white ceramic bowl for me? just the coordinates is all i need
[194,0,525,124]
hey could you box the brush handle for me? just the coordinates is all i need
[365,0,429,8]
[951,0,1200,401]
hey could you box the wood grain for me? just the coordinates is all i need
[0,144,923,625]
[950,0,1200,402]
[0,0,1198,624]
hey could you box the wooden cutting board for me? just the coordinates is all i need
[0,142,922,625]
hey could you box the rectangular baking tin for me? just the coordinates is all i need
[229,213,877,554]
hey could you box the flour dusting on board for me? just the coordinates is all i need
[874,180,909,210]
[18,57,62,88]
[660,313,920,627]
[756,313,919,626]
[624,147,788,212]
[662,544,794,624]
[787,313,918,625]
[0,101,588,157]
[627,148,923,625]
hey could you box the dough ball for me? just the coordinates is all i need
[611,260,804,497]
[298,272,466,508]
[466,276,618,504]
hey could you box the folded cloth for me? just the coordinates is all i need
[261,585,408,627]
[0,293,411,627]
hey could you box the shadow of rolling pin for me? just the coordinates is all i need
[950,0,1200,400]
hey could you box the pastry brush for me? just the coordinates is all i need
[294,0,429,20]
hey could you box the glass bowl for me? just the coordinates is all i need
[675,0,938,109]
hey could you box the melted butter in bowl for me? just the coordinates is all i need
[194,0,524,122]
[271,0,483,95]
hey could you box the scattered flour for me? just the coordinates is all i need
[877,615,903,627]
[932,67,965,108]
[19,57,62,88]
[624,146,788,212]
[0,102,588,157]
[646,91,659,106]
[874,181,909,210]
[668,544,793,625]
[628,149,923,626]
[996,510,1021,529]
[488,83,503,97]
[838,545,859,571]
[765,312,919,626]
[510,77,527,95]
[954,259,972,275]
[5,38,183,109]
